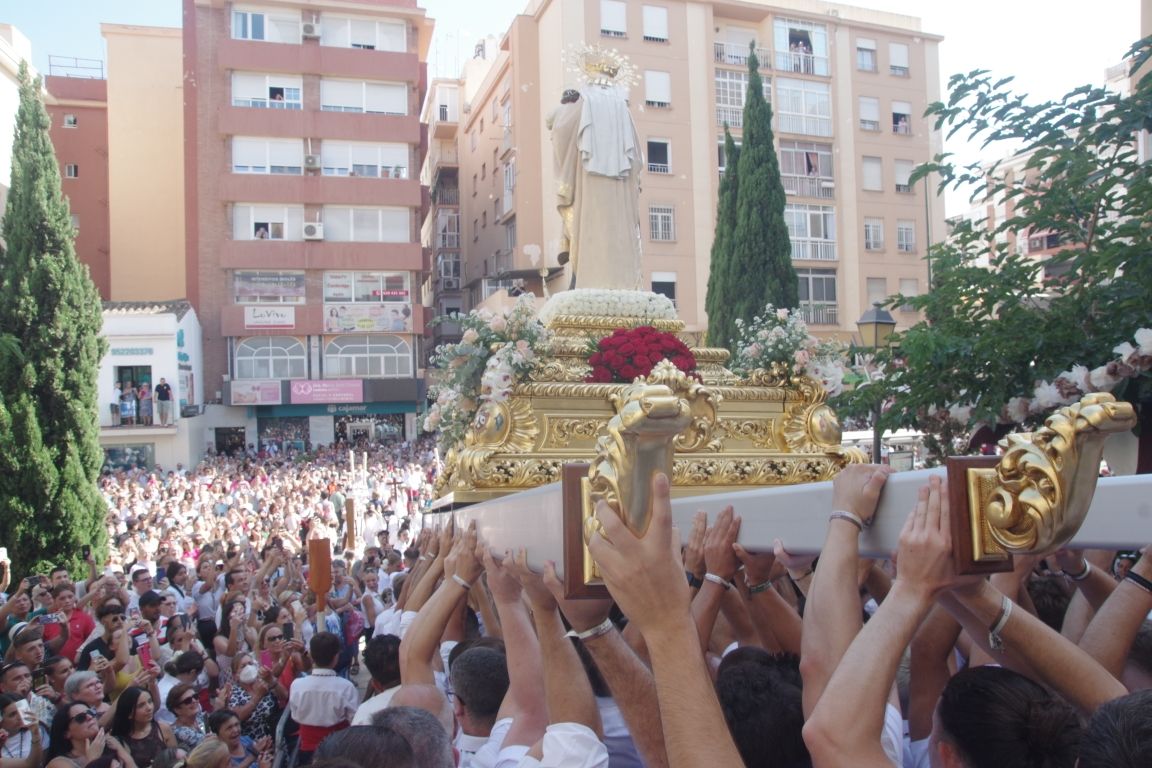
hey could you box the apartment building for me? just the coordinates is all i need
[183,0,434,449]
[425,0,945,339]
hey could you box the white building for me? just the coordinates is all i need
[100,301,205,470]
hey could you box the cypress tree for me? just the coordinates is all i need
[705,127,740,348]
[713,43,797,352]
[0,62,107,576]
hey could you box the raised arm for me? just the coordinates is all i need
[800,464,891,716]
[1078,546,1152,681]
[397,530,469,686]
[588,473,744,768]
[804,476,953,768]
[689,507,741,654]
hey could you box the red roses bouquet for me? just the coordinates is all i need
[586,326,698,383]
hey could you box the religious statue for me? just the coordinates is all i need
[547,46,643,291]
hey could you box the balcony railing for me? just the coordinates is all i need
[716,105,743,128]
[493,249,513,275]
[859,119,880,132]
[779,114,832,137]
[648,162,670,174]
[798,302,838,325]
[781,174,834,199]
[435,187,459,205]
[893,120,911,135]
[713,42,771,69]
[775,51,830,76]
[791,239,837,261]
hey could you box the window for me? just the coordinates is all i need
[856,38,877,72]
[324,335,412,378]
[779,141,833,198]
[600,0,627,37]
[481,211,487,229]
[785,204,836,261]
[776,79,832,137]
[233,271,306,304]
[651,271,677,306]
[70,214,80,232]
[63,113,78,128]
[866,277,887,306]
[235,336,307,379]
[505,218,517,250]
[470,131,477,152]
[232,8,300,43]
[323,271,410,304]
[864,218,884,250]
[897,220,916,252]
[233,204,305,241]
[647,139,670,173]
[714,69,770,127]
[717,139,740,175]
[797,268,837,324]
[892,101,911,134]
[321,140,409,178]
[320,79,407,115]
[437,252,461,279]
[859,96,880,131]
[642,5,668,42]
[64,164,79,178]
[899,278,919,310]
[481,163,486,181]
[649,205,675,241]
[644,71,671,108]
[321,16,406,52]
[774,18,829,76]
[437,211,460,248]
[889,43,910,77]
[231,72,302,109]
[232,137,304,175]
[862,157,883,192]
[322,207,409,242]
[894,160,914,193]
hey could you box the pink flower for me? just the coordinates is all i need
[489,315,508,333]
[462,329,480,344]
[793,349,810,367]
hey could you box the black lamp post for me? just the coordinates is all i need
[856,302,897,463]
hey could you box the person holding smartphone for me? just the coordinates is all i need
[42,584,92,663]
[0,692,44,768]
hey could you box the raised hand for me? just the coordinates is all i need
[702,506,741,582]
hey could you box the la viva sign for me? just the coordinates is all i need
[244,306,296,329]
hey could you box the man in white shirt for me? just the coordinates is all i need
[351,634,402,726]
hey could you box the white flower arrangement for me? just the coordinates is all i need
[424,294,549,451]
[729,305,849,395]
[537,289,678,326]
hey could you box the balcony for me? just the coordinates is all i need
[648,162,670,174]
[433,186,459,206]
[492,249,513,276]
[714,42,771,69]
[775,51,830,77]
[782,174,834,199]
[798,302,838,325]
[437,233,460,249]
[791,240,837,261]
[716,105,743,128]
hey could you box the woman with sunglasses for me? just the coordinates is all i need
[166,683,206,753]
[109,686,176,768]
[255,624,303,694]
[0,692,43,768]
[44,702,138,768]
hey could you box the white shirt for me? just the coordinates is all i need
[515,723,608,768]
[351,684,401,726]
[288,669,359,727]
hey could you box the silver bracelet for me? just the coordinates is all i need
[571,617,614,641]
[829,510,865,532]
[988,595,1013,651]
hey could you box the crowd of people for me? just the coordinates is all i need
[0,437,1149,767]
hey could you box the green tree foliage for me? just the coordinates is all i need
[705,127,739,347]
[0,63,107,576]
[707,44,797,352]
[836,39,1152,461]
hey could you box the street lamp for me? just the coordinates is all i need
[856,302,897,464]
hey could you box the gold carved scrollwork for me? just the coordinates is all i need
[548,418,603,448]
[587,362,698,536]
[672,456,844,486]
[984,393,1136,554]
[455,398,540,489]
[718,419,780,450]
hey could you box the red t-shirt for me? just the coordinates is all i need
[43,610,97,662]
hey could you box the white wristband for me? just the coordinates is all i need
[988,595,1013,651]
[704,573,733,590]
[450,574,471,591]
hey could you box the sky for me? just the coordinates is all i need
[3,0,1142,213]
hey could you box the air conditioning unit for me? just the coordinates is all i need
[302,22,320,39]
[303,222,324,240]
[442,277,460,290]
[304,154,320,170]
